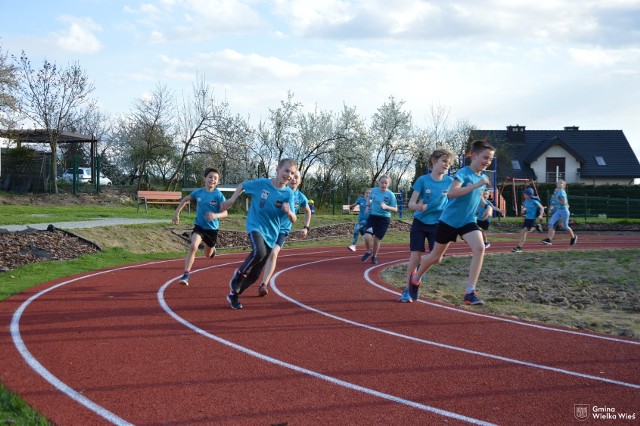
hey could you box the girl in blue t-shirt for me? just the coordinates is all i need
[511,187,544,253]
[220,159,298,309]
[409,140,495,306]
[360,176,398,265]
[347,188,371,252]
[172,168,228,286]
[543,179,577,246]
[398,148,454,303]
[257,169,312,297]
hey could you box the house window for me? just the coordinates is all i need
[595,156,606,166]
[511,160,521,170]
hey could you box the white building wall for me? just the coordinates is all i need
[530,146,581,183]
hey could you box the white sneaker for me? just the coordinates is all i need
[348,244,356,252]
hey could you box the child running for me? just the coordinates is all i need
[398,148,454,303]
[347,188,371,252]
[409,139,495,305]
[542,179,577,246]
[257,169,312,297]
[220,158,297,309]
[512,187,544,252]
[172,168,228,286]
[361,175,398,264]
[476,190,504,249]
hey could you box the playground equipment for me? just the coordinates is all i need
[498,177,539,217]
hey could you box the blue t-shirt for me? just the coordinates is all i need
[476,199,494,222]
[190,188,226,230]
[280,189,309,234]
[440,166,487,228]
[523,198,543,220]
[368,187,398,218]
[354,196,369,223]
[243,178,295,248]
[554,189,569,211]
[412,174,453,225]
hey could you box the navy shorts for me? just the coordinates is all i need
[435,221,480,245]
[192,225,218,248]
[275,232,288,247]
[522,218,536,230]
[409,219,438,252]
[477,219,490,231]
[364,215,391,240]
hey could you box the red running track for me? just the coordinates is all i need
[0,233,639,425]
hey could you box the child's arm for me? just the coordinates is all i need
[481,205,493,221]
[407,190,426,212]
[206,209,228,222]
[172,195,192,224]
[447,177,490,199]
[220,183,244,212]
[300,205,312,238]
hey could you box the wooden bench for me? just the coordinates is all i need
[137,191,188,213]
[342,204,360,215]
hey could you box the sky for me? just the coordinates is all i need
[2,0,640,160]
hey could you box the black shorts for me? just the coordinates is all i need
[364,215,391,240]
[435,221,480,245]
[275,232,288,247]
[477,220,490,231]
[409,219,438,252]
[522,218,536,230]
[192,225,219,248]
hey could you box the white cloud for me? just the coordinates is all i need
[55,16,103,54]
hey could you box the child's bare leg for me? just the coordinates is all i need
[518,229,528,247]
[260,244,282,288]
[364,233,373,253]
[462,230,485,289]
[184,233,203,272]
[372,237,381,257]
[405,251,422,289]
[415,242,448,279]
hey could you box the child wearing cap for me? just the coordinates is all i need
[512,187,544,252]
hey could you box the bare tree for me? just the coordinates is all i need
[368,96,414,188]
[14,51,95,193]
[0,43,19,129]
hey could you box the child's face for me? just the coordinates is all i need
[205,172,219,188]
[432,156,451,174]
[276,162,296,184]
[364,189,371,198]
[378,177,390,191]
[288,171,301,190]
[556,181,566,189]
[471,149,495,171]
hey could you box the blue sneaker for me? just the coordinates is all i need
[371,256,378,264]
[397,288,412,303]
[463,292,484,305]
[178,272,189,286]
[226,292,243,309]
[361,252,372,262]
[408,272,421,301]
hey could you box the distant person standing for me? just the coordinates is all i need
[409,139,496,306]
[361,176,398,264]
[257,169,312,297]
[220,158,297,309]
[512,188,544,252]
[348,188,371,252]
[172,168,228,286]
[542,179,577,246]
[398,148,454,303]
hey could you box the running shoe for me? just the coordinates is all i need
[371,256,378,264]
[397,288,412,303]
[348,244,357,252]
[178,272,189,286]
[570,235,578,246]
[258,283,268,297]
[484,242,491,249]
[226,292,243,309]
[535,223,544,233]
[541,238,552,245]
[511,246,522,253]
[408,271,421,301]
[361,252,372,262]
[463,292,484,305]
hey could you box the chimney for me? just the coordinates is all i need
[506,124,526,143]
[564,126,579,131]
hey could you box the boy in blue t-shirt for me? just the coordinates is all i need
[542,179,577,246]
[398,148,454,303]
[172,168,228,286]
[361,175,398,264]
[512,187,544,253]
[409,140,496,306]
[257,169,312,297]
[347,188,371,252]
[220,159,297,309]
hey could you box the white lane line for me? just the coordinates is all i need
[158,278,495,425]
[363,251,640,346]
[270,255,640,389]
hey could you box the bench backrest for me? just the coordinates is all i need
[137,191,182,200]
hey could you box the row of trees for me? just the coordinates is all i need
[1,44,476,205]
